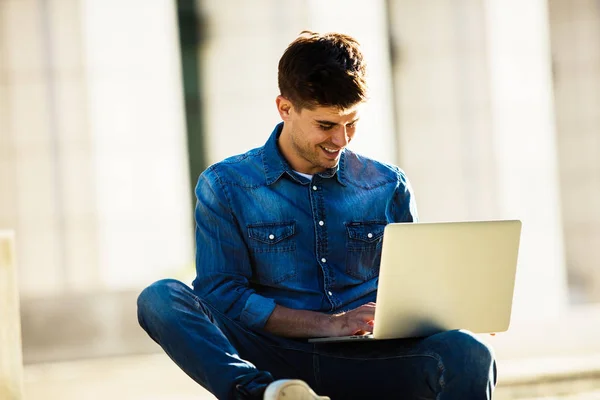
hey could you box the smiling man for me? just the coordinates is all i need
[277,102,360,174]
[137,31,497,400]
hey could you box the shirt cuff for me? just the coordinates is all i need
[240,293,277,329]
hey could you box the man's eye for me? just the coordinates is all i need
[347,123,356,129]
[319,125,334,131]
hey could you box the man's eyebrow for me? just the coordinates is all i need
[314,117,360,125]
[314,119,336,125]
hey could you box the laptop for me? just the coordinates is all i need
[309,220,522,343]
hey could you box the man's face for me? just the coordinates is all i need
[277,96,362,175]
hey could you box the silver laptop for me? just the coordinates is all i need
[309,220,522,343]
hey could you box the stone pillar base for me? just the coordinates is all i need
[0,231,23,400]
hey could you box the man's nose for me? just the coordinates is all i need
[331,126,349,148]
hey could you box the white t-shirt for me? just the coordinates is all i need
[293,170,314,180]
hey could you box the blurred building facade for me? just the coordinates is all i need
[1,0,194,361]
[549,0,600,304]
[0,0,599,362]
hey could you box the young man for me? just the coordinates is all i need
[137,31,496,400]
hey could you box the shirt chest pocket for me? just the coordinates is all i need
[345,221,386,280]
[247,221,297,285]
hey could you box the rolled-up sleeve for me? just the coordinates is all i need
[192,168,276,329]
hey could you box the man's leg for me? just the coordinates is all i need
[313,330,496,400]
[136,279,315,400]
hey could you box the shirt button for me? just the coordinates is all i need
[318,220,324,226]
[312,186,317,191]
[268,234,275,240]
[321,258,327,263]
[367,233,373,238]
[328,291,333,296]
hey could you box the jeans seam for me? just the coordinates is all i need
[317,352,439,362]
[437,356,445,400]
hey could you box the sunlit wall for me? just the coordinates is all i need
[0,0,194,296]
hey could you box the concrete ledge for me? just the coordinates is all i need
[0,231,24,400]
[482,307,600,399]
[500,354,600,385]
[482,304,600,360]
[24,354,214,400]
[20,290,159,364]
[496,354,600,399]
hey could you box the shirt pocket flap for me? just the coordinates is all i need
[248,221,296,244]
[346,222,386,243]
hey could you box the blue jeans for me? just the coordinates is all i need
[137,279,497,400]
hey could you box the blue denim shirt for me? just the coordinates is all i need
[192,123,418,330]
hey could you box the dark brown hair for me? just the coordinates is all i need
[278,31,368,111]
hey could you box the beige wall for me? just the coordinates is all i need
[81,0,194,289]
[549,0,600,303]
[0,0,93,295]
[0,0,194,297]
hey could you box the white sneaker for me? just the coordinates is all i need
[263,379,330,400]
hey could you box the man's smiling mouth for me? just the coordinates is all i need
[321,146,342,153]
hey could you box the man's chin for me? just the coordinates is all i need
[320,159,340,171]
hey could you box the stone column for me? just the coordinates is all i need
[389,0,568,320]
[80,0,194,289]
[0,231,23,400]
[0,0,194,295]
[198,0,308,164]
[0,0,74,296]
[548,0,600,303]
[483,0,568,319]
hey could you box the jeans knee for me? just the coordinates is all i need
[446,330,494,363]
[426,330,496,397]
[431,330,496,378]
[137,279,189,330]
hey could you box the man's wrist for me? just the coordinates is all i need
[321,312,344,337]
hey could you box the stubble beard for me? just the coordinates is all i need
[289,126,341,173]
[296,140,340,173]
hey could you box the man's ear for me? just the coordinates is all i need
[276,95,293,121]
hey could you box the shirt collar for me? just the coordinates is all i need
[262,122,347,186]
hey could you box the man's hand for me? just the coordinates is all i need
[263,303,376,338]
[328,302,376,336]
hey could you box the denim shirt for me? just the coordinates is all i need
[192,123,418,330]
